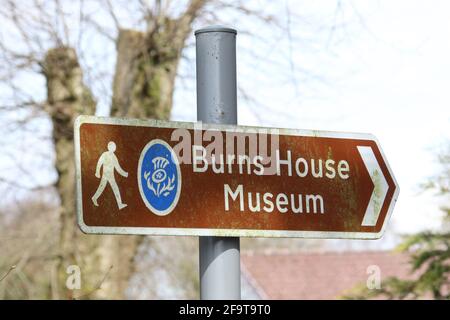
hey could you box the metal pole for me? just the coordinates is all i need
[195,26,241,300]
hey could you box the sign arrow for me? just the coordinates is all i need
[358,146,390,227]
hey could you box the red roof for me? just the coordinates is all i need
[241,251,412,299]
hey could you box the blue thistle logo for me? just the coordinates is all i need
[138,139,181,216]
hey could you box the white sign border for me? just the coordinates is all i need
[74,115,400,240]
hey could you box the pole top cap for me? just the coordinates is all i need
[195,25,237,35]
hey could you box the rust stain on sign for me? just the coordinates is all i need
[74,116,399,239]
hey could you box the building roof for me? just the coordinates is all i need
[241,251,413,300]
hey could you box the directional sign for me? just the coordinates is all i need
[75,115,399,239]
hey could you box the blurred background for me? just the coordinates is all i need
[0,0,448,299]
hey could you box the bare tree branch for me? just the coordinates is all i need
[72,265,114,300]
[0,265,16,282]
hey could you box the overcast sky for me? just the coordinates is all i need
[171,0,450,238]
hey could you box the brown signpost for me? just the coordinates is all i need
[75,115,399,239]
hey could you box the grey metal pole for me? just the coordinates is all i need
[195,26,241,300]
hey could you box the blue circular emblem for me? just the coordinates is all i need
[138,139,181,216]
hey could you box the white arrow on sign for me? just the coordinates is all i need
[358,146,389,227]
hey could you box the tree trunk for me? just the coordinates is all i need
[43,47,97,299]
[107,3,206,297]
[101,28,182,299]
[112,29,179,119]
[107,24,206,298]
[44,47,141,299]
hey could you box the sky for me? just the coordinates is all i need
[297,0,450,235]
[172,0,450,237]
[0,0,449,246]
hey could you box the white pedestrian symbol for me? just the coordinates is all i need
[92,141,128,210]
